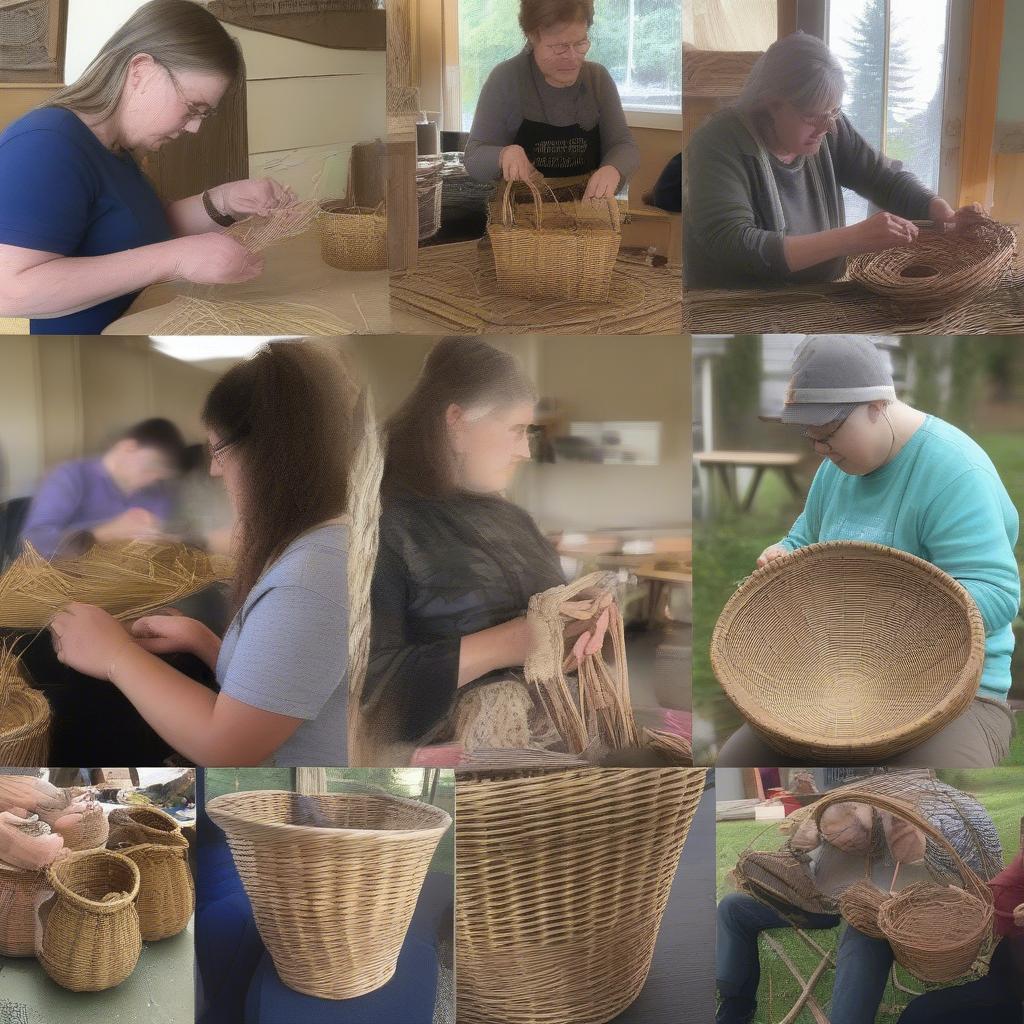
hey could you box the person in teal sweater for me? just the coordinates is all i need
[718,335,1020,767]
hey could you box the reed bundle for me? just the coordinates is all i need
[155,295,354,335]
[0,541,233,629]
[225,201,322,254]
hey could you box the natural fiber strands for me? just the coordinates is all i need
[107,806,193,941]
[0,856,51,957]
[526,573,641,755]
[226,201,321,254]
[154,295,355,336]
[456,767,705,1024]
[733,847,834,917]
[710,541,985,763]
[57,803,109,852]
[848,218,1017,313]
[488,180,621,302]
[206,788,451,999]
[0,541,233,629]
[838,879,889,939]
[318,201,388,271]
[683,46,762,97]
[392,240,682,334]
[39,850,142,992]
[0,644,49,768]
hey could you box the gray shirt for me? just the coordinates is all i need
[216,521,348,767]
[464,47,640,183]
[684,108,936,287]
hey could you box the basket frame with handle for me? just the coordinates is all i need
[488,178,621,303]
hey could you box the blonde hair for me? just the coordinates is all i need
[48,0,242,122]
[737,31,844,118]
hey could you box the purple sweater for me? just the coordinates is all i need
[20,457,173,558]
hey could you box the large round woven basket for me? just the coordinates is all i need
[456,767,705,1024]
[0,857,51,956]
[39,850,142,992]
[206,787,451,999]
[847,219,1016,313]
[108,806,194,941]
[317,200,387,271]
[710,541,985,763]
[0,684,50,767]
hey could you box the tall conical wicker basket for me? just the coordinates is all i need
[206,786,451,999]
[456,767,705,1024]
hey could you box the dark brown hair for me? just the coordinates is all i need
[383,337,537,500]
[118,417,187,470]
[49,0,243,122]
[519,0,594,35]
[202,341,357,608]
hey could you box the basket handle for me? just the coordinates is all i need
[500,178,545,228]
[811,789,992,904]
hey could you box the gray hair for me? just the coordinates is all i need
[737,31,844,117]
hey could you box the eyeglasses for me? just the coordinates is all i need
[542,38,591,57]
[162,64,217,125]
[799,414,850,454]
[799,105,841,132]
[208,437,237,465]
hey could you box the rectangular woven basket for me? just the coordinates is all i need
[488,179,621,303]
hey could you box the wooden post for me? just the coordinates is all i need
[959,0,1005,208]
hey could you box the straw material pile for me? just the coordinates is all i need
[0,541,233,629]
[226,201,321,254]
[683,46,761,97]
[154,295,355,335]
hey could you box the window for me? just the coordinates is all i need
[456,0,682,132]
[826,0,953,223]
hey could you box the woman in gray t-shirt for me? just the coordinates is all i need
[685,32,985,288]
[464,0,639,201]
[49,342,355,767]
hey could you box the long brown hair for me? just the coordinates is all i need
[203,341,357,608]
[49,0,243,122]
[383,337,537,500]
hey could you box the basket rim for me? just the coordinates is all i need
[205,788,452,839]
[46,849,140,911]
[0,683,50,743]
[109,804,182,833]
[710,540,986,753]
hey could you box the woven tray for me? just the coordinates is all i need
[207,785,451,999]
[456,767,705,1024]
[711,541,985,763]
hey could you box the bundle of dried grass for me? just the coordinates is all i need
[0,541,233,629]
[225,201,321,254]
[683,45,762,97]
[0,644,50,767]
[155,295,354,336]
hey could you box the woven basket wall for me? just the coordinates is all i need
[206,789,451,999]
[108,806,194,941]
[0,858,51,956]
[456,767,705,1024]
[38,850,142,992]
[318,201,388,271]
[710,541,985,763]
[0,684,50,768]
[58,803,110,851]
[488,180,621,303]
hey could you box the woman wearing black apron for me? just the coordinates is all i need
[463,0,639,201]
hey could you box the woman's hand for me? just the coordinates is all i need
[499,145,537,182]
[844,211,918,254]
[929,197,988,233]
[49,603,135,681]
[757,544,789,569]
[212,178,298,219]
[566,604,613,670]
[131,613,221,669]
[583,165,620,201]
[92,507,163,543]
[170,233,264,285]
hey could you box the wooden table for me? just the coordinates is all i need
[695,450,805,512]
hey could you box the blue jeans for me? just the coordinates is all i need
[717,892,894,1024]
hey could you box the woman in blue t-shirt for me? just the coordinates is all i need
[0,0,298,335]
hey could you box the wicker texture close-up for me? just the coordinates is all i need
[107,806,194,942]
[206,787,451,1000]
[56,803,109,851]
[847,219,1017,314]
[837,879,889,939]
[488,180,621,303]
[0,857,51,957]
[456,767,705,1024]
[733,847,835,918]
[318,201,388,271]
[710,541,986,763]
[0,675,50,767]
[38,850,142,992]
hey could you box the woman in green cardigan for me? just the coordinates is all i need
[684,32,984,288]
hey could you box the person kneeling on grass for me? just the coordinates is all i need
[47,341,355,768]
[716,334,1019,769]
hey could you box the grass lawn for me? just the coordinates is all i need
[714,772,1021,1023]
